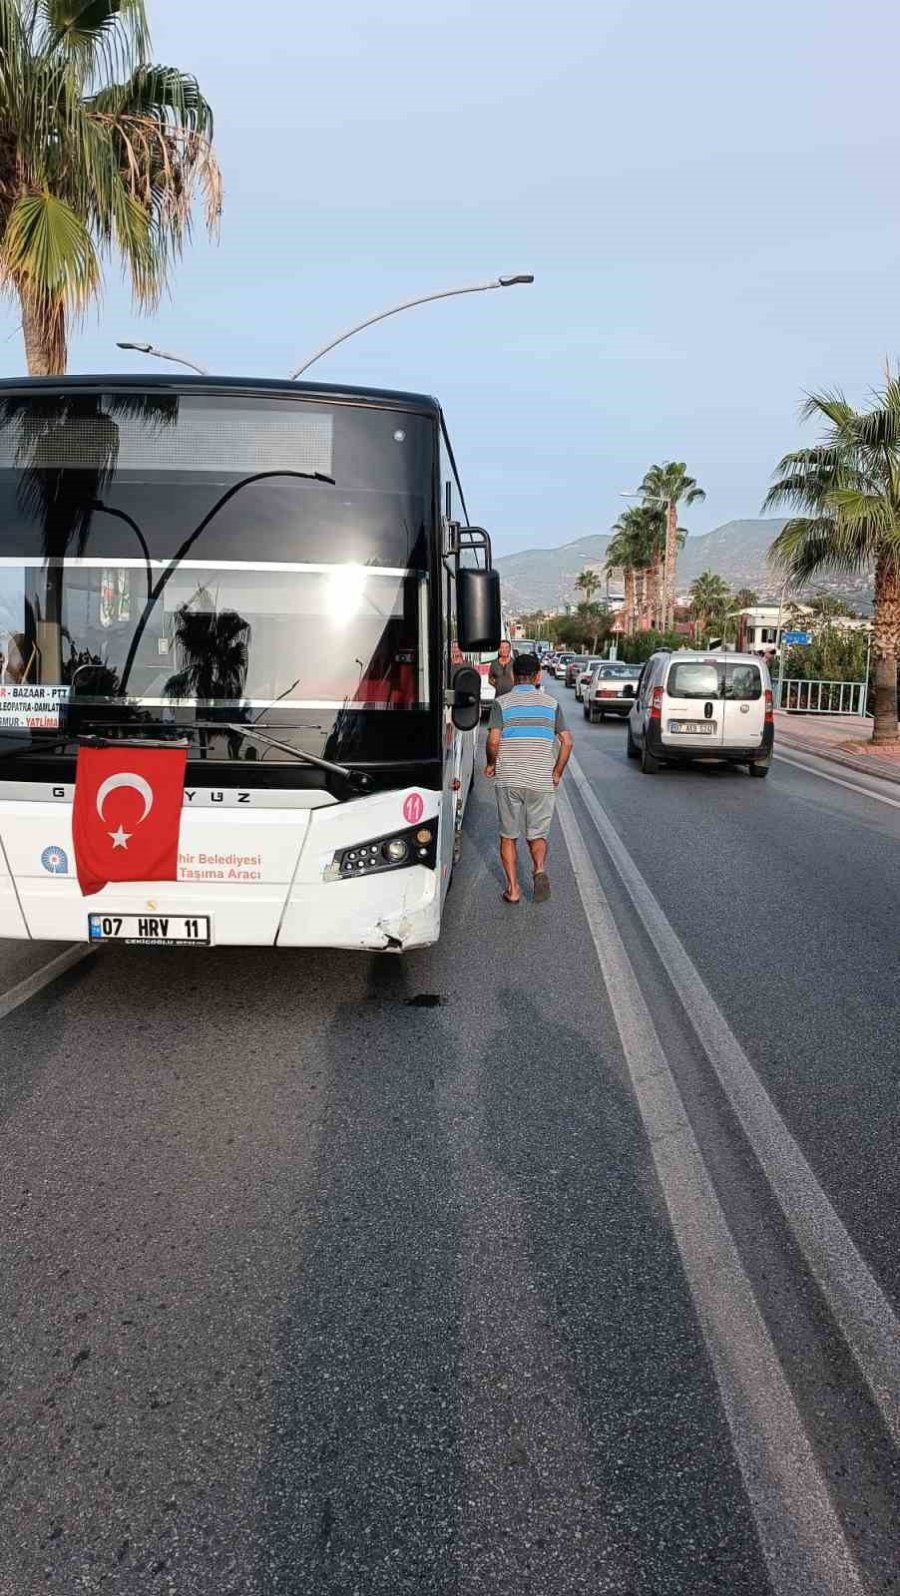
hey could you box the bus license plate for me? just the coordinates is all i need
[669,720,716,734]
[88,913,211,946]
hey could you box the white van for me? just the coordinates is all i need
[627,650,774,777]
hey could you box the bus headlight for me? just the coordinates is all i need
[330,820,438,879]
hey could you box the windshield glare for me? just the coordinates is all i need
[0,392,435,750]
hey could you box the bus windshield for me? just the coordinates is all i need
[0,391,436,767]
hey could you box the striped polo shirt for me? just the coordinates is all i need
[488,684,567,791]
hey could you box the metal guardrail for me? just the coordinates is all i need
[774,677,868,715]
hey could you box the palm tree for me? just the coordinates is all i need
[0,0,220,375]
[165,595,251,760]
[764,383,900,744]
[640,462,706,631]
[690,570,731,644]
[732,587,760,610]
[607,514,641,634]
[575,567,601,607]
[613,505,665,627]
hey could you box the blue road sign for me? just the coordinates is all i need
[783,630,812,645]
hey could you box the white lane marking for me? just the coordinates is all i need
[569,753,900,1449]
[557,788,865,1596]
[774,750,900,811]
[0,946,95,1023]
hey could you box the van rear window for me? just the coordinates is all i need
[725,664,762,701]
[667,662,720,699]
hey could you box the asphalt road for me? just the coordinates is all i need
[0,685,898,1594]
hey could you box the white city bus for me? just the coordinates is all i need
[0,376,499,950]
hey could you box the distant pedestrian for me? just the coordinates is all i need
[488,639,515,699]
[484,652,573,904]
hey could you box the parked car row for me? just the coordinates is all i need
[552,649,775,778]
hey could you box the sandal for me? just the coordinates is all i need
[533,871,551,903]
[501,891,521,905]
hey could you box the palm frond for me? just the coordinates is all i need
[798,388,856,434]
[0,0,25,101]
[91,63,214,135]
[824,487,897,539]
[2,189,100,307]
[39,0,150,80]
[638,459,704,510]
[769,515,876,580]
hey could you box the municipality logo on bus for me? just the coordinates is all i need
[41,845,69,876]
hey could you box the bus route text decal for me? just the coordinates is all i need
[0,685,70,729]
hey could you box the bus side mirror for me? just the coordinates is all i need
[457,568,501,653]
[447,665,481,731]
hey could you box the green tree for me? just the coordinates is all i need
[574,567,601,606]
[553,611,611,653]
[0,0,220,375]
[732,587,760,610]
[640,462,706,631]
[575,599,609,653]
[764,381,900,743]
[617,628,687,665]
[690,570,731,643]
[781,624,868,687]
[808,590,853,620]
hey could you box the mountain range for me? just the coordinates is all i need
[494,519,874,614]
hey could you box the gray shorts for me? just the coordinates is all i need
[496,784,556,841]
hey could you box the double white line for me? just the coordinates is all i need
[558,754,899,1596]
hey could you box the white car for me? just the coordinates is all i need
[583,661,641,721]
[627,650,774,776]
[553,654,577,679]
[574,659,604,702]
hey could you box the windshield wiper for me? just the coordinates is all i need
[192,722,371,789]
[0,730,188,763]
[0,723,371,790]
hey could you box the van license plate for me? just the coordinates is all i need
[88,913,211,945]
[669,720,716,734]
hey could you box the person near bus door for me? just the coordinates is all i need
[484,652,573,905]
[488,639,515,699]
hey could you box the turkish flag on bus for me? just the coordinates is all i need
[72,745,187,897]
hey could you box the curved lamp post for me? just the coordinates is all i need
[116,341,209,377]
[288,274,535,380]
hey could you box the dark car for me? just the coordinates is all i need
[565,657,591,688]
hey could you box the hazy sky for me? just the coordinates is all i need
[2,0,897,556]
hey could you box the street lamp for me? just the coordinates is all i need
[116,341,209,376]
[288,274,535,380]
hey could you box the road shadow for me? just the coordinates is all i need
[472,985,771,1594]
[255,952,464,1596]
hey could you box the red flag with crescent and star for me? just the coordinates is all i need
[72,745,188,897]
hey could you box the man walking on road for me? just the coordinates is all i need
[488,639,515,699]
[484,653,573,904]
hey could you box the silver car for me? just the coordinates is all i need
[584,661,641,722]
